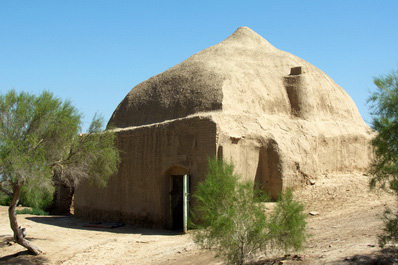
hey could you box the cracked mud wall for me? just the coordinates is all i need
[216,120,373,199]
[75,117,217,227]
[217,134,284,200]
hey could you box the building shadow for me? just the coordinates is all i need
[26,215,182,236]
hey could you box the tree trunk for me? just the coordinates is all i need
[48,182,74,215]
[8,183,43,255]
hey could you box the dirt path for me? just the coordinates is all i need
[294,173,397,264]
[1,173,397,264]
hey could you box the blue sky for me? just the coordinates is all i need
[1,1,397,132]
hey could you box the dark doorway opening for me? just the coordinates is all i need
[170,175,184,231]
[254,142,282,201]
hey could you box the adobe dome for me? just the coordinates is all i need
[75,27,374,226]
[109,27,364,128]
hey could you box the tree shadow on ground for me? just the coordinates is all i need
[338,248,398,265]
[0,250,49,265]
[25,215,181,236]
[245,254,305,265]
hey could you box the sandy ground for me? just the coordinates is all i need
[1,173,398,265]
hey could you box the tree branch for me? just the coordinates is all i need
[32,139,43,151]
[0,182,12,197]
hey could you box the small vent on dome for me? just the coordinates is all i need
[290,66,302,75]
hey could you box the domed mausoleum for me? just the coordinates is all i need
[75,27,373,229]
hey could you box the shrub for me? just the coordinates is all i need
[191,158,307,265]
[20,182,54,210]
[378,206,398,247]
[16,208,49,216]
[0,191,11,206]
[268,189,307,252]
[368,69,398,247]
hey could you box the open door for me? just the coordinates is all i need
[170,174,190,233]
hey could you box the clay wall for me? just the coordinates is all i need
[217,126,372,199]
[218,137,283,200]
[74,116,217,228]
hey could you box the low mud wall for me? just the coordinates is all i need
[75,116,217,228]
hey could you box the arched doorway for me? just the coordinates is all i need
[166,166,190,232]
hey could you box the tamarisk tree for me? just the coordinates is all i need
[368,70,398,246]
[191,158,307,265]
[0,90,120,255]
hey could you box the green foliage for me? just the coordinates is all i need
[20,182,54,210]
[378,206,398,247]
[269,189,307,252]
[0,179,54,210]
[16,208,49,216]
[53,114,120,188]
[191,158,238,229]
[0,89,120,209]
[0,89,120,254]
[368,70,398,247]
[0,89,81,191]
[0,191,11,206]
[368,70,398,192]
[191,158,307,265]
